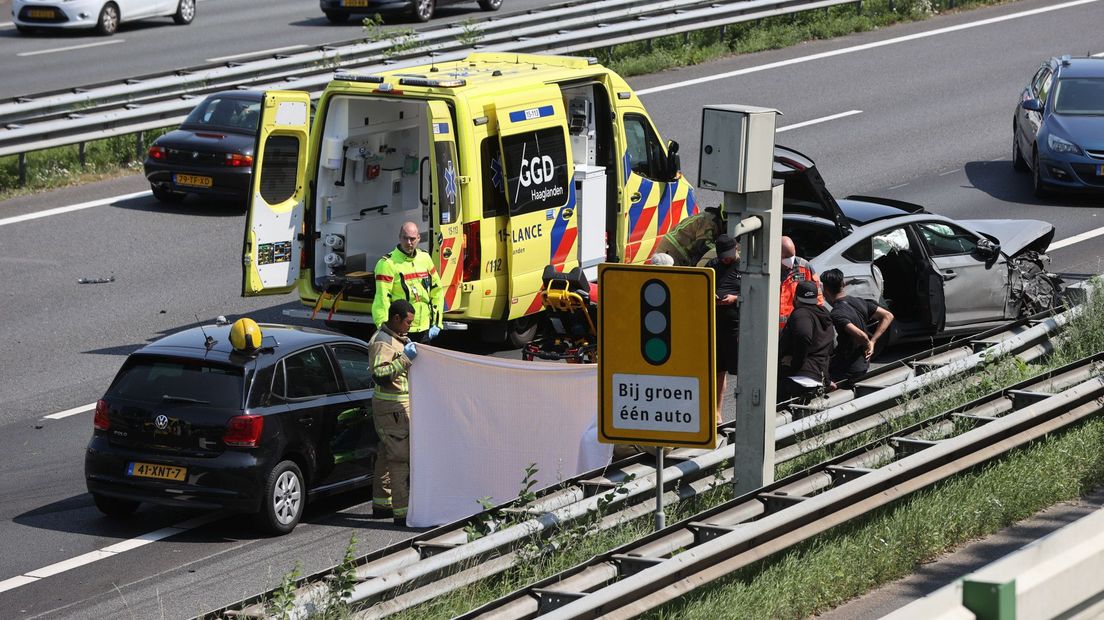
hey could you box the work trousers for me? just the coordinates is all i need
[372,398,411,516]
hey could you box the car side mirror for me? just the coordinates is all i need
[665,140,681,182]
[1021,99,1043,112]
[976,238,1001,264]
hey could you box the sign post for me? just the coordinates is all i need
[598,264,717,530]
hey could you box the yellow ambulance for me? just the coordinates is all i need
[242,52,697,344]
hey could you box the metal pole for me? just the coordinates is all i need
[654,447,665,531]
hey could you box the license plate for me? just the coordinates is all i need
[28,8,55,18]
[343,0,370,6]
[127,462,187,482]
[1097,164,1104,176]
[174,174,213,188]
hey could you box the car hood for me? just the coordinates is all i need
[1048,114,1104,149]
[774,145,852,236]
[957,219,1056,256]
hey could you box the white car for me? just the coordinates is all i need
[13,0,195,35]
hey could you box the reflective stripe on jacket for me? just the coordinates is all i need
[368,324,412,402]
[778,258,823,329]
[372,246,443,332]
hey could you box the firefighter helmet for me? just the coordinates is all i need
[230,318,263,352]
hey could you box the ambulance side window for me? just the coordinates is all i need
[259,135,300,204]
[501,127,570,217]
[481,138,508,219]
[623,114,665,181]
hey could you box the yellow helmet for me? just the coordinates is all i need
[229,318,263,352]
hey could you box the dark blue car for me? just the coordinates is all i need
[1013,55,1104,197]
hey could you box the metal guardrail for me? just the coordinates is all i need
[0,0,862,158]
[466,351,1104,619]
[199,303,1079,619]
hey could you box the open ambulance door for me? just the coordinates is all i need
[495,87,575,321]
[425,100,464,314]
[242,91,311,297]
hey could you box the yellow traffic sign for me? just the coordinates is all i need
[598,264,717,449]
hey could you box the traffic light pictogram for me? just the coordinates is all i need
[640,279,671,365]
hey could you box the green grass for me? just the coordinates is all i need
[1,0,1017,201]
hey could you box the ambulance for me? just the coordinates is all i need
[242,52,697,344]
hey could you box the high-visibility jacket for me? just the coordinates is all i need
[654,208,724,266]
[368,324,413,402]
[372,246,443,332]
[778,257,823,329]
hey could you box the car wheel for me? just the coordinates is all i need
[1012,125,1028,172]
[410,0,435,22]
[95,3,120,35]
[1031,150,1049,198]
[92,493,140,517]
[255,460,304,535]
[151,184,187,203]
[506,316,539,347]
[324,10,349,23]
[478,0,503,10]
[174,0,195,25]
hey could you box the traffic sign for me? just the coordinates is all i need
[598,264,717,449]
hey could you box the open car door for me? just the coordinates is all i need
[495,88,575,320]
[425,100,464,314]
[242,91,311,296]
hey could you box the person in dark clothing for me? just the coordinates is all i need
[704,234,741,414]
[779,279,835,403]
[822,269,894,383]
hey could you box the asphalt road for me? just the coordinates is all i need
[1,0,1103,617]
[0,0,549,96]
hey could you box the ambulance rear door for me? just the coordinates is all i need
[242,90,311,296]
[495,88,575,320]
[425,100,464,314]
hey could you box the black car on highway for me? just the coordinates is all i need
[320,0,501,23]
[85,320,379,534]
[143,91,262,204]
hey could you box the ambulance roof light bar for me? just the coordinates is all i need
[333,71,384,83]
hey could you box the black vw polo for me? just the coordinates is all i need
[85,320,379,534]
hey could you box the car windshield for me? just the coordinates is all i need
[109,356,245,409]
[182,96,261,131]
[1053,78,1104,115]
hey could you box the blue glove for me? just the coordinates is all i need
[403,341,418,360]
[428,326,441,341]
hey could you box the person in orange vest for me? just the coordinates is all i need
[778,235,823,330]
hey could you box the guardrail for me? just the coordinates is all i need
[0,0,863,159]
[199,302,1081,619]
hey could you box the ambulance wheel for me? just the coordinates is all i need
[507,317,539,347]
[410,0,434,22]
[151,184,186,203]
[324,10,349,23]
[478,0,502,10]
[93,494,140,517]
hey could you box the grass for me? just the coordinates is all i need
[376,286,1104,620]
[0,0,1018,202]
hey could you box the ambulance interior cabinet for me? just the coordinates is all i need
[574,164,606,281]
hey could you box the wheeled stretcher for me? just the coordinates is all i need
[522,266,598,364]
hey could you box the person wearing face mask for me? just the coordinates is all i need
[373,222,444,344]
[778,235,823,330]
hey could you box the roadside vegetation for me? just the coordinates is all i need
[1,0,1014,202]
[260,285,1104,619]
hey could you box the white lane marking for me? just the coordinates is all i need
[939,169,959,176]
[0,190,150,228]
[17,39,125,58]
[637,0,1101,96]
[207,44,309,63]
[44,402,96,420]
[1094,52,1104,58]
[0,512,222,592]
[777,110,861,132]
[1049,225,1104,251]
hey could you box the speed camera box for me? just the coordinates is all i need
[698,105,778,194]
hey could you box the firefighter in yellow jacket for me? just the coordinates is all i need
[373,222,444,343]
[653,206,726,266]
[369,299,419,527]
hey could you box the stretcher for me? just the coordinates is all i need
[522,266,598,364]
